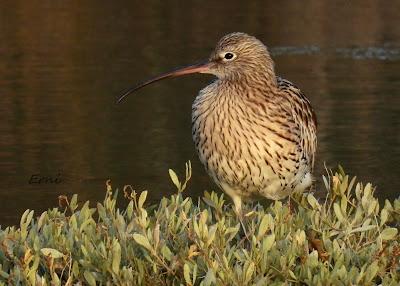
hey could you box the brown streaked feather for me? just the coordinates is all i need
[277,76,317,171]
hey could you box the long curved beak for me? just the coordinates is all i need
[117,60,211,103]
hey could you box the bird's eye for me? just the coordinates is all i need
[223,52,236,61]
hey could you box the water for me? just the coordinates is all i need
[1,1,399,226]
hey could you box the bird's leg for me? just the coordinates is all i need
[232,194,242,216]
[231,195,250,239]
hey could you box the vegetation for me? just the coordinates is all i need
[0,162,399,285]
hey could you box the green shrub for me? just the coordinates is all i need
[0,162,399,285]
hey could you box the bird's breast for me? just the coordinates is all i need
[191,85,308,198]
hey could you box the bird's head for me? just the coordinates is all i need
[206,32,274,80]
[117,32,275,103]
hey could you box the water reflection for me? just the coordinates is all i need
[336,46,400,60]
[0,1,399,226]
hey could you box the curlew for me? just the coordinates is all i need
[118,32,317,217]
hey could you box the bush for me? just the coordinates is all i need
[0,163,399,285]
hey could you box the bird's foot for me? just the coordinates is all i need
[238,212,250,240]
[235,207,255,241]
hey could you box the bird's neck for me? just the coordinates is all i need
[218,67,278,99]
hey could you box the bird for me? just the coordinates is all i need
[118,32,317,217]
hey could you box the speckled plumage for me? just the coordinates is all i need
[119,32,317,215]
[191,33,317,213]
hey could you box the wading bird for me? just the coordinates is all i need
[118,32,317,217]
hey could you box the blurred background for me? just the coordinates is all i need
[0,1,399,226]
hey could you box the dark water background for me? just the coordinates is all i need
[1,1,399,226]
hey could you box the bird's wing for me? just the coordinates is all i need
[277,77,318,170]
